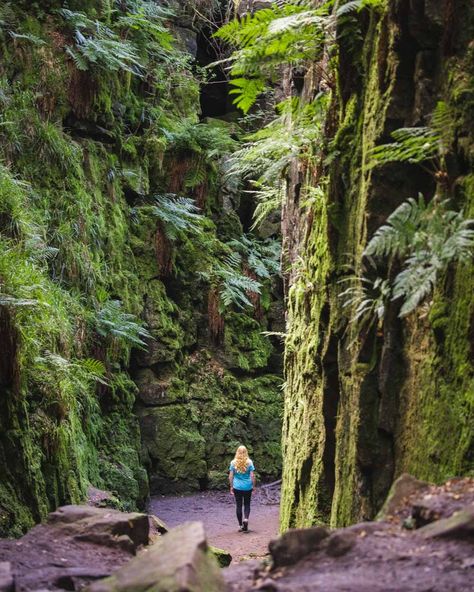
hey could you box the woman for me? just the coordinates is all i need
[229,445,256,532]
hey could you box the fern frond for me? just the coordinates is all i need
[150,194,204,240]
[96,300,152,349]
[371,127,439,165]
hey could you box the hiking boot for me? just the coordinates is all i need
[242,519,248,532]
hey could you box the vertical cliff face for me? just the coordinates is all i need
[281,0,474,530]
[0,0,283,536]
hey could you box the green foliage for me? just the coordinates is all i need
[96,300,152,348]
[368,197,474,316]
[164,120,238,159]
[344,197,474,322]
[142,194,204,240]
[215,0,379,113]
[227,234,281,279]
[370,127,440,165]
[340,273,391,330]
[214,263,262,309]
[59,9,144,74]
[370,102,457,166]
[229,95,328,228]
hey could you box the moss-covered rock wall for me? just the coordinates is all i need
[0,0,283,536]
[281,0,474,530]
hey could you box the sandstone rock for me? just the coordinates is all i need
[417,505,474,540]
[269,526,329,567]
[209,546,232,568]
[325,530,357,557]
[378,474,431,519]
[86,522,225,592]
[48,506,149,552]
[0,562,13,592]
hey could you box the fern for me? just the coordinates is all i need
[364,194,429,259]
[371,127,439,165]
[149,194,204,240]
[8,31,46,45]
[251,183,284,230]
[0,293,39,307]
[227,235,281,279]
[363,197,474,317]
[216,266,261,309]
[59,9,143,75]
[96,300,152,348]
[214,0,378,112]
[340,274,391,329]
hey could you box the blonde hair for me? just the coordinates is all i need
[232,445,251,473]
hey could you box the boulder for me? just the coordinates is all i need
[417,505,474,540]
[47,506,149,553]
[0,562,13,592]
[378,474,431,519]
[86,522,226,592]
[325,530,357,557]
[269,526,329,567]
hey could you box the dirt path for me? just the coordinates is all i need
[148,488,280,563]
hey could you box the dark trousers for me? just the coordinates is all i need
[234,489,252,525]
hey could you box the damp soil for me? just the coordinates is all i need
[148,487,280,563]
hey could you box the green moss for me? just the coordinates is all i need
[223,313,273,372]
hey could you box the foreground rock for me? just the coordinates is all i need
[87,522,225,592]
[0,505,155,591]
[48,505,150,553]
[225,477,474,592]
[0,507,229,592]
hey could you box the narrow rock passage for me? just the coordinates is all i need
[148,489,280,562]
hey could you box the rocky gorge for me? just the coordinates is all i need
[0,0,473,590]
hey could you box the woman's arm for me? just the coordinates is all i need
[229,471,234,495]
[250,470,256,489]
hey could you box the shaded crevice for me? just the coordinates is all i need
[320,333,340,518]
